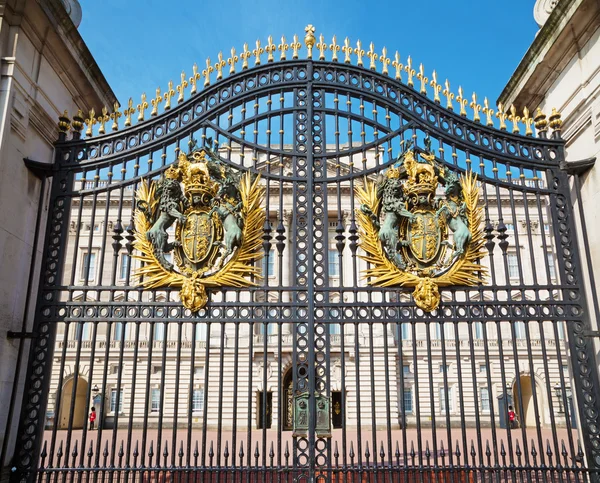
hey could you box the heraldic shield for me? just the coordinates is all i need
[133,144,265,312]
[356,138,487,312]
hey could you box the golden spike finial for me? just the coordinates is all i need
[404,56,415,87]
[522,106,534,136]
[201,59,213,87]
[189,63,201,95]
[97,106,110,135]
[253,39,264,66]
[228,47,239,74]
[123,98,135,127]
[85,108,96,137]
[482,97,494,127]
[110,102,121,131]
[430,70,441,103]
[290,35,301,60]
[278,36,289,61]
[240,43,252,69]
[316,34,327,61]
[470,92,481,123]
[534,107,549,135]
[214,52,226,80]
[177,71,189,103]
[266,36,276,63]
[508,104,520,134]
[442,79,454,110]
[367,42,378,70]
[416,63,428,95]
[379,47,390,75]
[329,35,340,62]
[496,102,508,130]
[342,37,353,64]
[150,87,163,117]
[456,86,467,117]
[391,52,403,81]
[163,81,175,110]
[304,25,316,58]
[137,93,148,122]
[354,40,365,67]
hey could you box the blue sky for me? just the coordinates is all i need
[79,0,539,109]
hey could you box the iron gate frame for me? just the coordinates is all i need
[7,29,600,483]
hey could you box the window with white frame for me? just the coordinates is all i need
[113,322,123,341]
[474,322,483,339]
[81,252,96,281]
[192,389,204,412]
[151,388,161,412]
[403,364,411,376]
[74,323,91,341]
[402,387,413,413]
[507,253,519,279]
[439,386,454,413]
[263,254,275,277]
[400,323,410,340]
[110,388,123,413]
[479,364,487,375]
[195,323,207,341]
[480,387,490,412]
[328,251,340,277]
[119,254,131,280]
[513,321,526,339]
[154,323,165,341]
[547,253,556,280]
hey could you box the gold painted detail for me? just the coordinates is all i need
[356,143,487,312]
[133,146,265,312]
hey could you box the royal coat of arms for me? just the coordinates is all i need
[133,146,265,311]
[356,139,487,312]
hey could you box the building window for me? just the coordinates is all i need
[195,323,207,341]
[257,323,276,335]
[474,322,483,339]
[505,223,514,232]
[263,254,275,277]
[400,323,410,340]
[151,388,161,412]
[192,389,204,412]
[110,388,123,413]
[479,364,487,375]
[514,321,526,339]
[507,254,519,279]
[194,366,205,379]
[152,365,162,375]
[113,322,123,341]
[547,253,556,280]
[328,251,340,277]
[544,224,551,234]
[439,386,454,414]
[154,323,165,341]
[480,387,490,412]
[74,323,91,341]
[329,323,341,335]
[81,252,96,281]
[120,254,131,280]
[434,323,454,340]
[402,387,413,413]
[403,364,411,376]
[439,364,450,373]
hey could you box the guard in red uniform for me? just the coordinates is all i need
[89,407,96,430]
[508,405,516,429]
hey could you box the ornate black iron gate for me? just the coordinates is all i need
[9,26,600,483]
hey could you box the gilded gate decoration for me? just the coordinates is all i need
[134,146,265,311]
[356,141,486,311]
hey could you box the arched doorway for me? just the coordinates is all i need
[58,377,88,429]
[513,375,539,428]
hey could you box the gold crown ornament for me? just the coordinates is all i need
[177,151,219,200]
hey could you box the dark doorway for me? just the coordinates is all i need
[257,391,272,429]
[283,369,293,431]
[332,391,343,429]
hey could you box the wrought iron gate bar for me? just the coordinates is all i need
[9,26,600,483]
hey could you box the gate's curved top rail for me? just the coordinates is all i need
[54,25,565,169]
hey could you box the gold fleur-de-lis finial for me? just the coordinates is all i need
[253,39,264,65]
[496,102,508,130]
[214,52,226,80]
[85,108,97,137]
[163,81,175,110]
[522,106,534,136]
[482,97,495,127]
[416,63,428,95]
[354,40,365,67]
[508,104,520,133]
[392,52,403,81]
[97,106,109,135]
[110,102,121,131]
[470,92,481,123]
[240,43,252,69]
[228,47,239,74]
[278,36,289,61]
[329,35,340,62]
[456,86,468,116]
[367,42,378,70]
[290,35,302,59]
[200,59,213,87]
[342,37,353,64]
[430,70,441,103]
[137,93,148,122]
[442,79,454,110]
[123,98,135,127]
[177,71,188,103]
[379,47,390,75]
[266,36,277,62]
[189,63,201,94]
[404,56,415,87]
[316,34,327,61]
[151,87,163,117]
[304,24,316,58]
